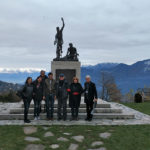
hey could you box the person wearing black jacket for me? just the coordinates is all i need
[38,70,48,113]
[84,75,98,121]
[55,74,69,121]
[69,77,83,121]
[22,77,33,123]
[33,76,43,120]
[38,70,48,84]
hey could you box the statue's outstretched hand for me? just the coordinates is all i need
[61,17,65,29]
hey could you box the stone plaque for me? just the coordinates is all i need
[56,69,76,84]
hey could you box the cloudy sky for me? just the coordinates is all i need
[0,0,150,71]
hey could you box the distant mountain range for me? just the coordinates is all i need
[0,59,150,94]
[0,81,22,94]
[81,59,150,94]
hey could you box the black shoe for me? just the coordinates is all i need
[57,118,61,121]
[70,116,74,121]
[24,119,31,123]
[63,118,67,121]
[88,118,92,121]
[75,117,79,121]
[85,117,89,121]
[46,117,50,121]
[50,117,54,121]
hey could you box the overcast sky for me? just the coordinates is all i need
[0,0,150,71]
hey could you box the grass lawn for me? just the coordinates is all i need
[122,102,150,115]
[0,125,150,150]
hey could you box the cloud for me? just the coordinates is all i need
[0,67,44,73]
[0,0,150,69]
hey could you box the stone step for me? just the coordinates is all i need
[21,103,111,108]
[10,108,122,114]
[0,113,135,120]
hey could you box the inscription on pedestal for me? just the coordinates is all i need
[56,69,76,84]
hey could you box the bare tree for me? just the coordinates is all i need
[98,71,122,102]
[122,89,135,103]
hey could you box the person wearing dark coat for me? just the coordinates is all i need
[33,76,43,120]
[84,75,98,121]
[134,93,142,103]
[22,77,33,123]
[55,74,69,121]
[38,70,48,85]
[43,72,56,120]
[69,77,83,121]
[38,70,48,113]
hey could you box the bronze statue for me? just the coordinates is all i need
[53,18,79,61]
[66,43,79,61]
[54,17,65,60]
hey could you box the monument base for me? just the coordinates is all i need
[51,61,81,83]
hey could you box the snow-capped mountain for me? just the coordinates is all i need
[144,60,150,72]
[81,59,150,94]
[0,68,42,83]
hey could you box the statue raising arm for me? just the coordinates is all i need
[61,17,65,31]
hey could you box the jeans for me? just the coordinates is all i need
[57,98,67,119]
[23,97,32,120]
[34,98,42,117]
[45,94,54,118]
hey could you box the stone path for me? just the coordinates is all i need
[50,144,59,149]
[91,141,104,147]
[24,126,37,135]
[63,132,71,135]
[24,144,45,150]
[24,137,40,142]
[57,137,69,142]
[68,143,79,150]
[71,135,84,142]
[22,125,111,150]
[87,132,111,150]
[44,131,54,137]
[99,132,111,139]
[42,126,49,130]
[88,148,107,150]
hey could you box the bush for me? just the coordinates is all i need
[0,90,21,103]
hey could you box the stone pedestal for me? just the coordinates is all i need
[51,61,81,83]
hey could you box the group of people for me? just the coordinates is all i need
[20,70,98,123]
